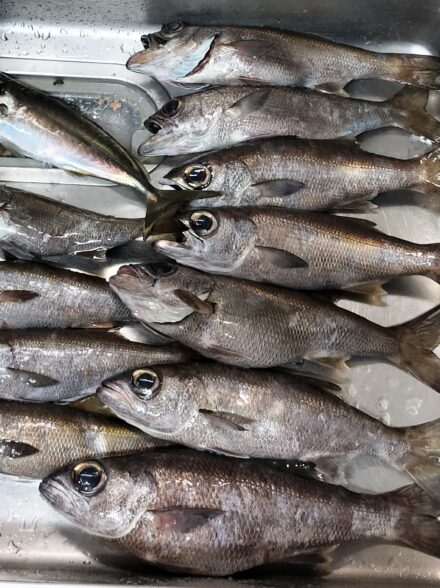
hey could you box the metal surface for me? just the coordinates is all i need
[0,0,440,585]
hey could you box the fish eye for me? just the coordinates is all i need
[189,211,218,237]
[161,22,184,36]
[145,262,177,278]
[183,164,212,189]
[160,99,182,118]
[144,120,162,134]
[131,368,161,399]
[71,461,107,496]
[0,104,8,116]
[140,34,150,49]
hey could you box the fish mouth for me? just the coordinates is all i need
[109,265,154,299]
[126,34,168,71]
[97,382,133,415]
[152,236,192,260]
[159,175,188,190]
[39,476,78,515]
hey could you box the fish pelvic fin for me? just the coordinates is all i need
[387,53,440,90]
[390,303,440,392]
[390,86,440,142]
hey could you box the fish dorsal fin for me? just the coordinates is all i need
[149,507,224,534]
[222,39,274,59]
[199,408,254,432]
[6,367,58,387]
[225,89,271,120]
[255,246,308,269]
[0,439,39,458]
[250,179,305,198]
[173,289,215,315]
[0,290,39,303]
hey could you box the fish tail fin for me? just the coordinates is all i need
[419,147,440,196]
[387,53,440,89]
[403,419,440,499]
[390,86,440,142]
[144,189,220,239]
[391,304,440,392]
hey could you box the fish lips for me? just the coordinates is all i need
[97,380,140,423]
[152,236,194,262]
[40,473,87,521]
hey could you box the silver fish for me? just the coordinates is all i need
[153,208,440,298]
[109,263,440,392]
[99,362,440,500]
[0,261,132,329]
[0,328,191,402]
[0,400,170,479]
[139,85,440,156]
[161,137,440,210]
[127,23,440,92]
[40,450,440,576]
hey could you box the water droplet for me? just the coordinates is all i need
[59,28,68,35]
[1,33,8,41]
[41,31,50,41]
[79,30,86,38]
[33,29,41,38]
[377,397,389,411]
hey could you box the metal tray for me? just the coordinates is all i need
[1,0,440,585]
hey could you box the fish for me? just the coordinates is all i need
[153,207,440,300]
[161,137,440,210]
[127,23,440,93]
[98,362,440,500]
[40,450,440,576]
[0,400,170,479]
[0,328,192,402]
[0,261,133,329]
[0,73,214,236]
[109,263,440,392]
[138,85,440,157]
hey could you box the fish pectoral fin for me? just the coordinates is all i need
[0,290,39,303]
[250,179,305,198]
[1,243,35,261]
[314,81,350,97]
[208,446,250,458]
[74,249,108,261]
[281,358,349,387]
[341,281,388,306]
[173,289,215,315]
[199,408,254,432]
[149,507,224,534]
[6,367,58,387]
[280,545,338,566]
[225,88,271,120]
[0,439,39,458]
[204,344,253,363]
[221,39,274,59]
[304,356,350,384]
[255,246,308,269]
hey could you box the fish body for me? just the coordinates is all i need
[128,23,440,92]
[98,362,440,500]
[162,137,440,210]
[154,207,440,291]
[0,185,143,257]
[0,328,191,402]
[139,85,440,156]
[0,401,169,479]
[110,264,440,392]
[40,450,440,575]
[0,261,132,329]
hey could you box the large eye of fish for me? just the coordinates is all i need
[144,120,162,134]
[183,164,212,189]
[160,99,182,118]
[189,211,218,237]
[145,262,177,278]
[161,22,184,36]
[0,104,8,116]
[131,368,161,399]
[71,461,107,496]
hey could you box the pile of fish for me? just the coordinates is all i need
[1,21,440,578]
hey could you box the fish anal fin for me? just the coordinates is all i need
[173,289,215,315]
[341,281,388,306]
[6,367,58,387]
[0,290,39,303]
[314,81,350,97]
[251,179,305,198]
[225,89,271,120]
[199,408,254,432]
[255,246,308,269]
[150,507,224,534]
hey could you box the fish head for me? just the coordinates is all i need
[127,23,218,81]
[39,456,155,538]
[109,262,213,324]
[98,363,200,435]
[139,90,225,157]
[153,209,257,272]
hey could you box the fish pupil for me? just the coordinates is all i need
[186,167,206,184]
[162,99,179,117]
[74,466,102,493]
[136,373,156,390]
[162,21,182,33]
[191,214,212,232]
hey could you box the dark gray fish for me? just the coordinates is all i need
[128,23,440,93]
[0,400,170,479]
[40,450,440,576]
[153,208,440,299]
[109,263,440,392]
[0,328,192,402]
[162,137,440,210]
[99,362,440,500]
[139,85,440,156]
[0,261,132,329]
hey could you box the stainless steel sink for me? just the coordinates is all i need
[1,0,440,584]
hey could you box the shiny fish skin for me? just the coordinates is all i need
[0,185,143,257]
[110,264,440,392]
[162,137,440,210]
[127,23,440,91]
[40,450,440,576]
[0,261,132,329]
[0,329,192,402]
[139,85,440,156]
[154,207,440,290]
[0,401,170,479]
